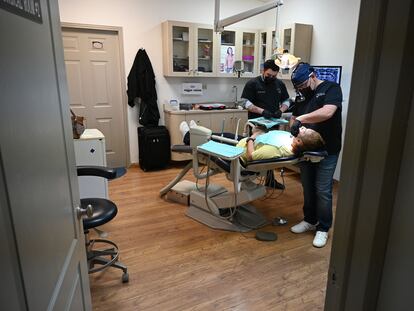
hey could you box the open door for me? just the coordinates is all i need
[0,0,92,309]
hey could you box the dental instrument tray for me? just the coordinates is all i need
[197,140,244,160]
[198,103,226,110]
[248,117,288,129]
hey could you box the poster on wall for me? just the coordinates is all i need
[220,45,235,73]
[0,0,42,23]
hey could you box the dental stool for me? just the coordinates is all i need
[77,166,129,283]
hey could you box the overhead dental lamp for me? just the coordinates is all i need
[214,0,284,33]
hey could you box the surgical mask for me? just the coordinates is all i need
[299,86,314,99]
[264,76,276,84]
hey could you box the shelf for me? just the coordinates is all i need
[173,38,189,42]
[198,40,212,43]
[221,42,235,46]
[173,57,189,60]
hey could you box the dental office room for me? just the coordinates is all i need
[1,0,413,310]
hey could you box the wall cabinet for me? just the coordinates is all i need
[162,21,218,77]
[281,23,313,63]
[165,109,248,161]
[258,24,312,78]
[217,28,259,78]
[163,20,312,79]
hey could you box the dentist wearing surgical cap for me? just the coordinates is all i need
[289,63,343,248]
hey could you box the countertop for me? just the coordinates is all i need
[164,108,246,114]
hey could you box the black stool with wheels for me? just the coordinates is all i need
[77,166,129,283]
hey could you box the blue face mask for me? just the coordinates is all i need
[255,130,292,147]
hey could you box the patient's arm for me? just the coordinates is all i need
[246,139,255,161]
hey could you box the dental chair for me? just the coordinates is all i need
[160,125,327,232]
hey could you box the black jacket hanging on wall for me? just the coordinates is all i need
[127,48,160,126]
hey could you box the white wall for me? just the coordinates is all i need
[58,0,273,164]
[263,0,361,179]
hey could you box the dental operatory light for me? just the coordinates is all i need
[214,0,284,33]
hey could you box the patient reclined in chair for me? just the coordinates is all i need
[160,124,327,232]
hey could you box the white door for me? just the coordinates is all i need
[62,27,128,168]
[0,1,91,310]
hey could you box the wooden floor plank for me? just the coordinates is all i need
[89,165,337,310]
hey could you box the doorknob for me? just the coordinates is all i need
[76,204,93,219]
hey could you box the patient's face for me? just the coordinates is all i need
[298,126,310,137]
[291,127,309,149]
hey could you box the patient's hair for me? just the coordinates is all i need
[292,129,325,155]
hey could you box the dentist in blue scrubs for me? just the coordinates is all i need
[289,63,343,248]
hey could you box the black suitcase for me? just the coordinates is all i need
[138,126,171,171]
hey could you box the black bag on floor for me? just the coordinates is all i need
[138,126,171,171]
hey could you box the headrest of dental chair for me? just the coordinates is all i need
[171,145,192,154]
[302,150,328,157]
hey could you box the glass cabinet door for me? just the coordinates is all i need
[172,25,191,74]
[272,30,278,56]
[219,30,236,74]
[242,31,256,75]
[259,31,267,73]
[283,28,292,52]
[194,27,215,76]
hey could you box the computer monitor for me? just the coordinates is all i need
[311,65,342,85]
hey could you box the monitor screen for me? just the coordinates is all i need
[311,65,342,85]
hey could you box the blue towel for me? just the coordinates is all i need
[248,117,288,129]
[198,140,244,159]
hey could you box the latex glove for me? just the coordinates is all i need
[273,109,282,119]
[262,109,282,119]
[290,119,302,137]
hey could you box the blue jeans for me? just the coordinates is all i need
[298,154,339,232]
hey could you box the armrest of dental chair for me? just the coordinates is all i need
[171,145,193,154]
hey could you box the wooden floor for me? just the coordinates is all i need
[89,164,337,311]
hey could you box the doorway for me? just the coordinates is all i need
[62,24,130,168]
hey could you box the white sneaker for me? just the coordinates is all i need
[179,121,190,137]
[290,220,317,234]
[313,231,329,248]
[189,119,197,128]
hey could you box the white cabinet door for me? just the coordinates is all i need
[193,24,218,77]
[239,30,258,78]
[217,29,238,77]
[163,21,194,77]
[186,113,211,129]
[74,130,108,199]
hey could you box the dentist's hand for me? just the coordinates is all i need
[262,109,282,119]
[290,119,302,137]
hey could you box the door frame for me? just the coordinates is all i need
[325,0,413,309]
[61,22,131,167]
